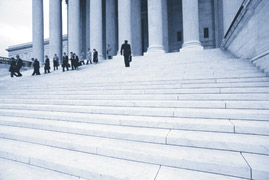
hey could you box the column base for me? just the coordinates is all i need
[144,45,166,56]
[180,41,203,52]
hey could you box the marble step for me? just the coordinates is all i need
[0,135,251,179]
[0,103,269,121]
[181,82,269,88]
[0,93,269,101]
[3,86,269,97]
[156,166,246,180]
[0,138,160,180]
[5,76,269,89]
[242,153,269,180]
[1,98,269,110]
[0,124,268,156]
[0,112,235,133]
[231,120,269,136]
[0,116,171,144]
[0,158,246,180]
[0,158,81,180]
[4,81,269,92]
[3,86,269,95]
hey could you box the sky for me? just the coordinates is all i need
[0,0,67,57]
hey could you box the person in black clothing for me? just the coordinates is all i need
[62,52,69,72]
[73,53,79,69]
[70,52,75,70]
[32,58,41,75]
[44,55,51,73]
[16,55,23,76]
[93,49,98,64]
[120,40,131,67]
[9,58,18,77]
[53,54,59,70]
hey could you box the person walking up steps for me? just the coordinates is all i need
[9,58,18,77]
[93,49,98,64]
[32,58,41,75]
[62,52,69,72]
[120,40,131,67]
[15,55,23,76]
[44,55,51,74]
[87,48,92,64]
[53,54,59,70]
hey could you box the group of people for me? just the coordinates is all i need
[9,40,132,78]
[9,55,23,77]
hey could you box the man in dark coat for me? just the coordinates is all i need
[44,55,51,74]
[62,52,69,72]
[70,52,75,70]
[9,58,18,77]
[73,53,79,69]
[93,49,98,64]
[120,40,131,67]
[32,58,41,75]
[16,55,23,76]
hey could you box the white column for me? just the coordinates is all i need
[131,0,142,56]
[90,0,103,59]
[49,0,62,63]
[181,0,203,51]
[106,0,117,57]
[68,0,80,55]
[32,0,44,64]
[117,0,132,55]
[146,0,166,54]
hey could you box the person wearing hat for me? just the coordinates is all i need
[120,40,132,67]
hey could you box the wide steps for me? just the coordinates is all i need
[0,138,159,180]
[1,99,269,110]
[0,124,268,156]
[0,158,80,180]
[1,109,269,136]
[0,129,255,179]
[0,103,269,121]
[1,50,269,179]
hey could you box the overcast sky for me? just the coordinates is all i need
[0,0,67,57]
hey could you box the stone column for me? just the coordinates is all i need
[146,0,167,54]
[90,0,103,59]
[181,0,203,51]
[131,0,142,56]
[117,0,132,55]
[106,0,117,57]
[32,0,44,64]
[68,0,80,55]
[49,0,62,63]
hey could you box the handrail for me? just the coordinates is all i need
[0,56,32,67]
[224,4,244,39]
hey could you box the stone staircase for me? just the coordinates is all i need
[0,49,268,180]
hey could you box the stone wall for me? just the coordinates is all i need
[198,0,215,49]
[221,0,269,74]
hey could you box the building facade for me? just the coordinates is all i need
[7,0,244,64]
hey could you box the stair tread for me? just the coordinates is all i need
[0,131,251,178]
[0,158,80,180]
[0,138,159,180]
